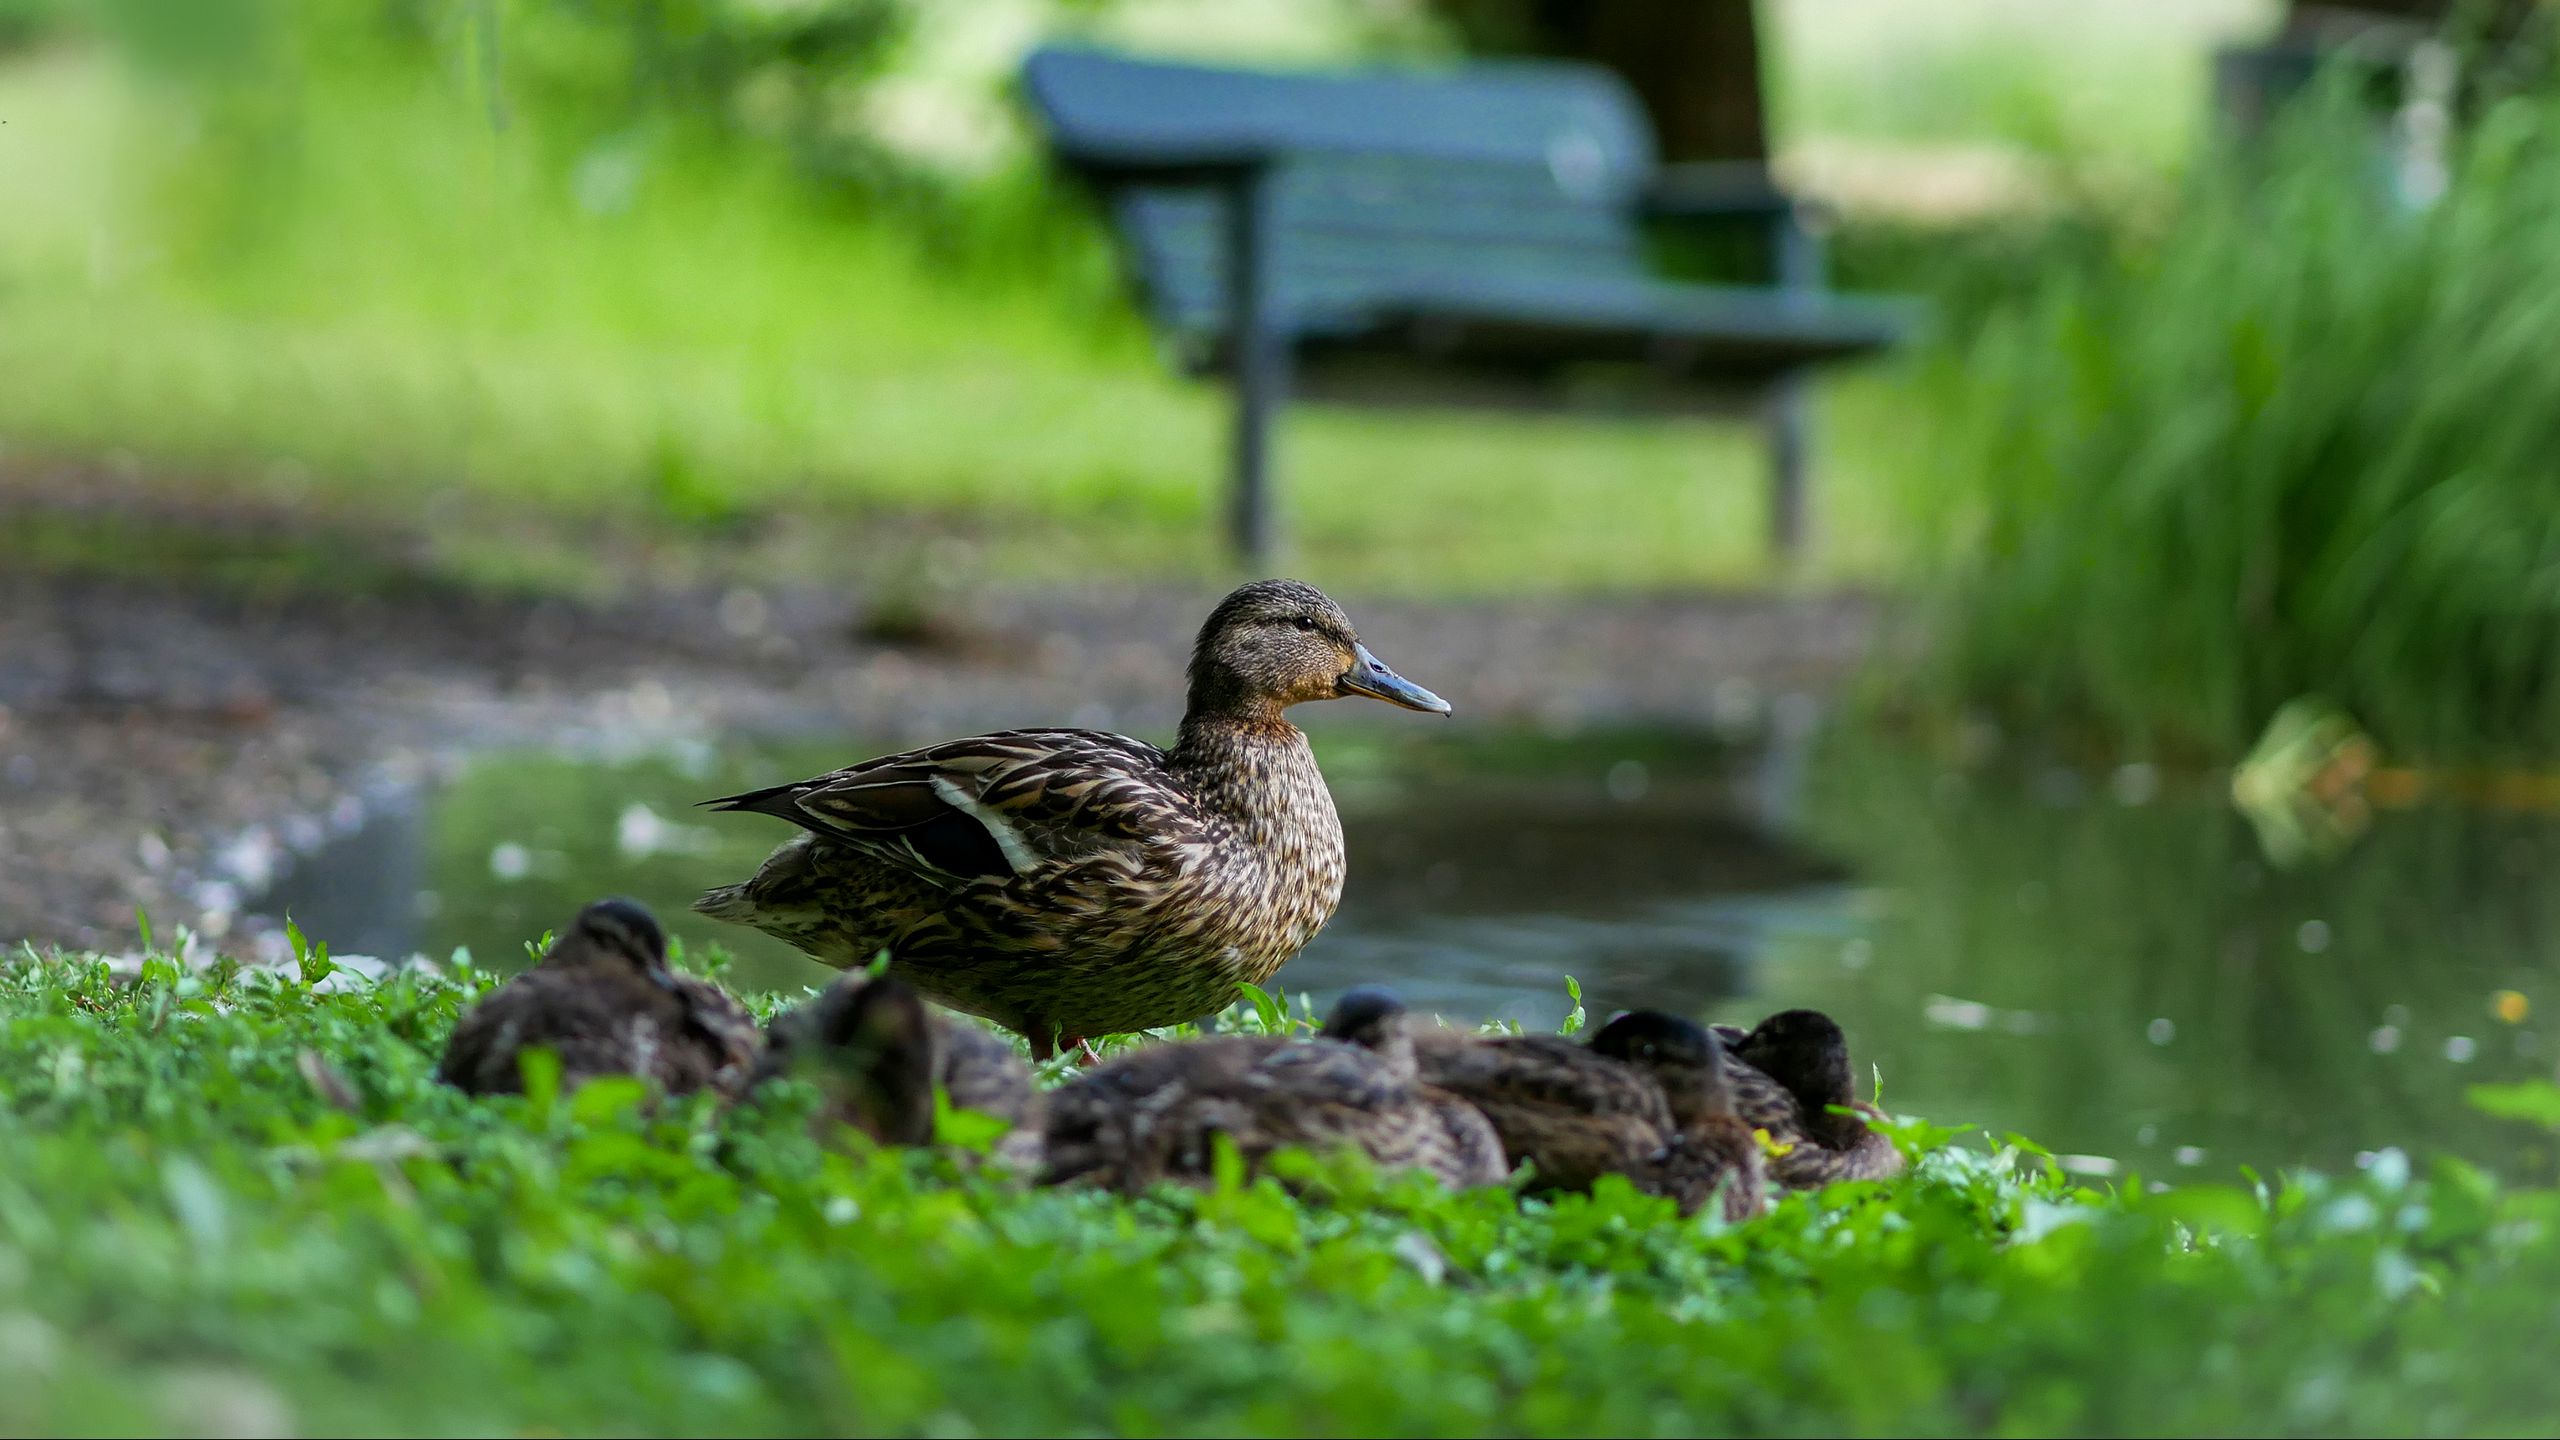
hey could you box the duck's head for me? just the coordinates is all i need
[1732,1008,1856,1110]
[552,898,677,989]
[1319,985,1411,1050]
[1589,1009,1735,1128]
[1188,579,1449,721]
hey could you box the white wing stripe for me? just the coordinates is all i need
[929,775,1040,876]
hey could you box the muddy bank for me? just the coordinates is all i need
[0,567,1875,952]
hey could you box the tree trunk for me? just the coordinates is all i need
[1429,0,1769,164]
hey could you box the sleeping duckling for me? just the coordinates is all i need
[1585,1011,1767,1222]
[1417,1011,1764,1221]
[1040,986,1503,1194]
[1716,1009,1905,1187]
[1314,987,1508,1189]
[753,971,1042,1171]
[436,898,760,1099]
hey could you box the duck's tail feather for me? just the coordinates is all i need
[693,883,757,923]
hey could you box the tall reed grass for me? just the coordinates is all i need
[1904,85,2560,762]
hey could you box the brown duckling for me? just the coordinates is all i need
[752,970,1043,1171]
[1585,1011,1767,1222]
[1417,1011,1764,1222]
[1040,987,1504,1195]
[694,579,1450,1060]
[436,898,760,1099]
[1718,1008,1905,1188]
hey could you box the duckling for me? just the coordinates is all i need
[1417,1011,1764,1221]
[694,580,1449,1060]
[435,898,760,1099]
[1585,1011,1767,1221]
[1040,986,1504,1194]
[1312,987,1508,1188]
[752,971,1043,1171]
[1718,1008,1905,1187]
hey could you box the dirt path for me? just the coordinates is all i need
[0,566,1875,951]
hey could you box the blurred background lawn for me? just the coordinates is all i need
[10,0,2560,761]
[0,0,2266,596]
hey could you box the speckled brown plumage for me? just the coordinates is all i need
[1716,1009,1905,1188]
[694,580,1449,1058]
[436,899,760,1099]
[1416,1011,1765,1222]
[752,970,1043,1172]
[1039,988,1505,1195]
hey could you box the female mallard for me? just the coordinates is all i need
[1038,986,1505,1194]
[436,898,761,1099]
[1416,1011,1765,1222]
[751,971,1043,1172]
[1714,1009,1905,1187]
[694,579,1448,1059]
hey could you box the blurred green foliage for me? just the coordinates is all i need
[1900,81,2560,762]
[4,944,2560,1432]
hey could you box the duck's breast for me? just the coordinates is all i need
[1180,734,1345,967]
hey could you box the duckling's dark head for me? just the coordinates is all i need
[1319,985,1409,1050]
[1187,579,1449,721]
[1733,1008,1856,1109]
[801,975,938,1147]
[1589,1010,1734,1124]
[555,898,671,978]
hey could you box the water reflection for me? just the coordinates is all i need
[264,725,2560,1183]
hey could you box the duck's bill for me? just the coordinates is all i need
[1338,643,1452,714]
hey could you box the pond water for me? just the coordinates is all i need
[267,722,2560,1183]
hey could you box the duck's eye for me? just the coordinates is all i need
[1291,616,1318,632]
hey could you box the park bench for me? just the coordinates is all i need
[1021,44,1917,562]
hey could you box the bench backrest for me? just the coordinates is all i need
[1022,47,1663,342]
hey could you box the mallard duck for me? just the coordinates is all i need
[436,898,760,1099]
[1416,1011,1765,1222]
[694,579,1449,1059]
[751,970,1043,1171]
[1039,986,1505,1194]
[1714,1009,1905,1187]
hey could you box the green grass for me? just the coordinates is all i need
[1897,83,2560,763]
[6,942,2560,1433]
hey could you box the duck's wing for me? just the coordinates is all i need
[1716,1051,1810,1137]
[704,729,1194,884]
[435,973,640,1097]
[1415,1033,1671,1122]
[1412,1033,1673,1193]
[1422,1086,1511,1189]
[1037,1036,1283,1190]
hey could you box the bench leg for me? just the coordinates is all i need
[1765,373,1812,561]
[1221,166,1285,566]
[1229,337,1288,565]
